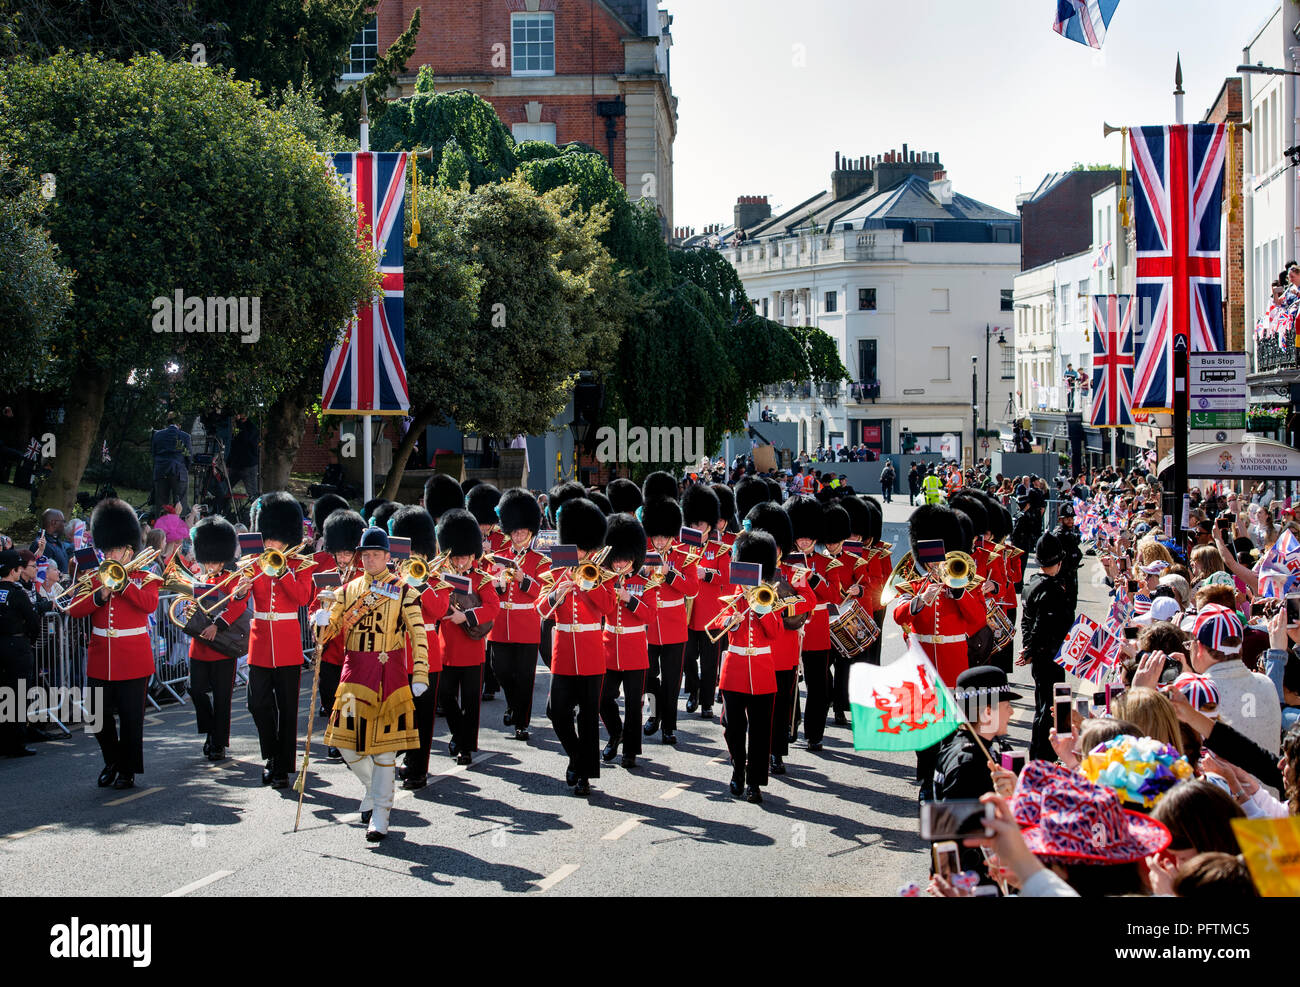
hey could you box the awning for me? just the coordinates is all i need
[1157,439,1300,479]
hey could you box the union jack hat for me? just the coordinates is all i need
[1171,673,1220,713]
[1192,604,1243,653]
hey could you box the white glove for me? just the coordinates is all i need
[318,589,337,603]
[411,682,428,698]
[312,608,330,627]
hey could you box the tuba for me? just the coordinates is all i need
[878,552,919,606]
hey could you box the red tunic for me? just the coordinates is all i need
[717,606,782,694]
[595,574,652,671]
[542,579,606,676]
[67,572,161,681]
[438,571,500,667]
[487,547,550,645]
[799,552,841,651]
[688,540,733,633]
[409,582,450,674]
[644,542,699,646]
[188,568,248,663]
[773,562,818,671]
[889,577,987,686]
[242,560,315,668]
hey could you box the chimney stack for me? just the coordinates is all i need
[832,152,874,200]
[734,194,772,232]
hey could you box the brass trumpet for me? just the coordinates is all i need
[397,556,429,588]
[55,547,162,612]
[705,582,798,643]
[575,547,616,591]
[940,551,985,591]
[235,538,314,580]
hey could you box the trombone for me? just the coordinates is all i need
[940,551,986,591]
[54,548,162,612]
[233,538,315,581]
[575,546,617,591]
[706,582,798,644]
[397,556,429,588]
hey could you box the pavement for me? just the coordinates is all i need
[0,500,1110,897]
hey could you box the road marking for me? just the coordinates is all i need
[163,870,234,897]
[533,863,579,892]
[430,752,501,785]
[660,782,688,800]
[145,715,163,726]
[104,786,164,806]
[602,817,643,841]
[2,824,55,841]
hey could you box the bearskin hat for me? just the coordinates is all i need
[822,504,852,545]
[859,496,883,543]
[745,501,793,558]
[90,498,142,553]
[641,498,683,539]
[839,496,870,540]
[549,481,587,515]
[254,492,303,547]
[784,495,824,543]
[603,514,646,570]
[391,506,437,557]
[436,508,483,558]
[908,503,964,557]
[732,529,778,583]
[361,498,390,525]
[586,490,613,516]
[191,515,237,564]
[711,483,738,532]
[422,474,465,521]
[465,483,501,526]
[948,492,988,538]
[323,510,366,554]
[372,501,402,534]
[311,494,350,537]
[734,476,769,525]
[498,488,541,535]
[641,470,678,504]
[558,497,607,552]
[682,483,720,528]
[991,503,1013,542]
[764,477,784,502]
[460,477,481,496]
[951,509,975,555]
[606,477,643,515]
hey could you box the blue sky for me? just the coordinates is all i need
[669,0,1281,228]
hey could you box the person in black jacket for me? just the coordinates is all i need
[1053,503,1083,611]
[1017,533,1073,762]
[1011,489,1044,556]
[0,550,40,757]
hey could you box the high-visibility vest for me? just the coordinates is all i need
[922,475,944,504]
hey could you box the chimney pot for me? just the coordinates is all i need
[835,152,841,170]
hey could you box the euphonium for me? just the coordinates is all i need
[878,551,919,606]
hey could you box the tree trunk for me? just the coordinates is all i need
[380,402,440,501]
[261,375,315,493]
[43,367,111,517]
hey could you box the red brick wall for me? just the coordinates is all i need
[1019,171,1120,271]
[291,418,403,475]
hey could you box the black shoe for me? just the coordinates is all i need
[700,707,713,719]
[715,689,723,704]
[661,730,677,745]
[807,740,823,752]
[112,774,135,790]
[643,716,659,736]
[271,775,290,789]
[203,738,211,759]
[6,747,36,758]
[685,691,698,714]
[396,765,409,780]
[456,752,472,766]
[360,809,373,826]
[573,778,591,796]
[512,728,529,741]
[729,769,745,798]
[261,761,273,785]
[565,768,577,787]
[207,747,227,762]
[327,747,341,760]
[602,734,621,761]
[770,755,785,775]
[744,785,763,804]
[918,783,934,804]
[481,689,496,701]
[365,829,386,843]
[503,708,513,726]
[621,754,637,769]
[448,739,459,758]
[97,765,117,788]
[833,712,849,726]
[401,775,427,790]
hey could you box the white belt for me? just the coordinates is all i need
[606,625,645,635]
[914,633,965,644]
[424,623,438,632]
[501,602,534,610]
[727,645,771,656]
[814,603,830,611]
[254,611,299,622]
[92,626,147,638]
[555,623,602,633]
[657,598,684,608]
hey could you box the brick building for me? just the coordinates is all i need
[1017,169,1121,272]
[355,0,677,231]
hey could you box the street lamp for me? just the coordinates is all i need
[1236,63,1300,77]
[983,323,1006,463]
[971,354,978,466]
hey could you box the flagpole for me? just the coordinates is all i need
[360,87,374,506]
[1171,55,1189,546]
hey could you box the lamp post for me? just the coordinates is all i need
[971,355,979,467]
[983,323,1006,465]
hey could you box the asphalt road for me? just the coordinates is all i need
[0,501,1105,897]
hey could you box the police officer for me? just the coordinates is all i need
[1011,487,1044,556]
[0,550,39,757]
[1052,503,1083,611]
[1016,533,1072,762]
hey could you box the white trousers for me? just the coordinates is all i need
[341,749,396,834]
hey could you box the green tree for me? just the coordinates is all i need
[0,52,377,511]
[0,0,216,62]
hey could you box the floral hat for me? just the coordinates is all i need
[1012,760,1171,865]
[1078,735,1195,810]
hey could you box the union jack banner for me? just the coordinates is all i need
[1055,614,1100,676]
[321,152,411,415]
[1129,124,1228,412]
[1053,0,1120,49]
[1090,294,1135,427]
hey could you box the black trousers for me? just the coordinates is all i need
[771,668,797,757]
[491,641,539,730]
[0,638,33,755]
[190,657,235,749]
[1031,661,1065,762]
[247,665,300,776]
[646,641,685,732]
[916,740,940,790]
[89,676,147,776]
[482,654,499,696]
[539,618,554,670]
[550,673,603,779]
[682,629,721,709]
[403,670,439,779]
[722,691,774,787]
[439,664,483,753]
[801,649,832,744]
[882,483,893,503]
[599,668,645,756]
[318,661,342,717]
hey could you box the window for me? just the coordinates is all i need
[916,225,933,242]
[824,290,837,313]
[858,288,877,311]
[347,16,378,76]
[859,339,878,382]
[1060,284,1070,320]
[512,122,557,144]
[931,288,949,312]
[512,12,555,76]
[994,227,1012,244]
[931,345,950,381]
[1000,289,1013,312]
[761,297,768,318]
[1001,343,1014,380]
[1077,279,1088,321]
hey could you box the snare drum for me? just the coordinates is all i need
[986,602,1015,653]
[829,599,880,658]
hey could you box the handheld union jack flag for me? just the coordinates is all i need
[321,152,411,415]
[1053,0,1120,49]
[1129,124,1227,412]
[1090,294,1135,427]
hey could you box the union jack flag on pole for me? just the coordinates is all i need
[1053,0,1120,49]
[1129,124,1227,413]
[321,152,411,415]
[1090,294,1135,428]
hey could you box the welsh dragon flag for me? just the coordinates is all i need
[849,642,963,752]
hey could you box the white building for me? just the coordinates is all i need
[706,149,1019,461]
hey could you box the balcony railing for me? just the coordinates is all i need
[1254,335,1300,375]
